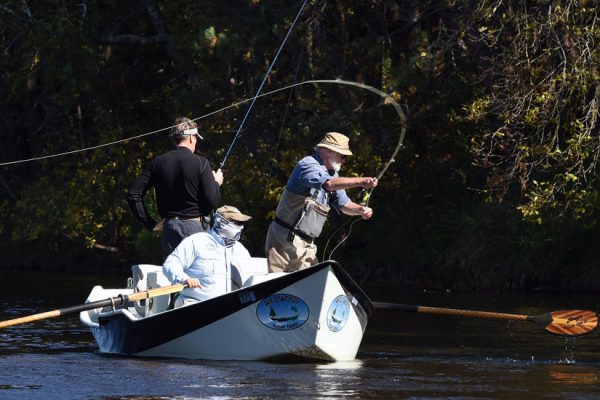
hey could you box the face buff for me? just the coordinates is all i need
[213,214,243,247]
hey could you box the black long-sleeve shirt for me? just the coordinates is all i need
[127,147,221,230]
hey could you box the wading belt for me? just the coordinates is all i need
[273,217,314,243]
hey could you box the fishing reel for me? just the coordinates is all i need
[357,189,371,206]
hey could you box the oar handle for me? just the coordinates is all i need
[0,310,62,329]
[0,298,121,329]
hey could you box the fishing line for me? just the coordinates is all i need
[1,76,407,259]
[322,215,359,260]
[0,1,309,169]
[324,139,406,260]
[219,0,309,169]
[321,168,387,261]
[263,45,305,200]
[1,80,406,172]
[1,73,408,259]
[321,85,408,260]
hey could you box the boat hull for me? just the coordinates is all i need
[81,261,373,361]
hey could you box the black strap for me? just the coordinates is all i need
[274,217,314,243]
[274,216,294,230]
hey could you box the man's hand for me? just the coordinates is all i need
[213,169,224,186]
[359,206,373,220]
[184,278,202,288]
[361,177,378,189]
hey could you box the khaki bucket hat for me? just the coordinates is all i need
[315,132,353,156]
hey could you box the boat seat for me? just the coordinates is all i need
[131,264,171,290]
[242,272,287,288]
[131,264,172,317]
[231,257,269,290]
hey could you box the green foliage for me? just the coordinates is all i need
[454,0,600,225]
[0,0,598,291]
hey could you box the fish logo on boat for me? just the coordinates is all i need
[256,294,309,330]
[327,295,351,332]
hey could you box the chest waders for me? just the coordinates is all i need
[274,189,330,242]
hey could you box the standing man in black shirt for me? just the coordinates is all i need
[128,117,224,259]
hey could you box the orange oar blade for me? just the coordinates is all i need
[535,310,599,337]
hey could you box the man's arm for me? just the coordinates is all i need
[340,201,374,220]
[323,177,378,192]
[127,167,157,230]
[163,238,202,288]
[197,158,221,212]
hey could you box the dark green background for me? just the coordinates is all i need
[1,1,598,291]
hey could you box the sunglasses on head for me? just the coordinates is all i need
[183,128,203,140]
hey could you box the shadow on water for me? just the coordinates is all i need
[1,270,600,399]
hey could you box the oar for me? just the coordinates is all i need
[373,302,598,337]
[0,284,186,329]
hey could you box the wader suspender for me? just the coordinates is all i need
[287,190,330,242]
[287,198,311,242]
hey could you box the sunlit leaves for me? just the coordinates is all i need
[458,0,600,224]
[464,98,491,122]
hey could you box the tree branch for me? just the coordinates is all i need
[0,173,17,202]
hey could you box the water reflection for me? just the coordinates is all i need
[315,359,363,370]
[313,360,363,398]
[548,365,600,384]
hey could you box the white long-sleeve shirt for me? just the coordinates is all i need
[162,229,251,303]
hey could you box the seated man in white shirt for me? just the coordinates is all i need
[162,205,252,308]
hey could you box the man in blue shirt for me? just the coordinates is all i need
[265,132,378,272]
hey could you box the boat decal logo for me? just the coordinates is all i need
[239,290,256,304]
[327,295,350,332]
[256,294,309,330]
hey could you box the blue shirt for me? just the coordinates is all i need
[286,152,351,210]
[162,229,251,302]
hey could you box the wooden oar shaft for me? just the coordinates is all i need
[127,284,185,302]
[0,284,186,329]
[373,302,528,321]
[416,305,529,321]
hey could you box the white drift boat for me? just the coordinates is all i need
[79,260,373,361]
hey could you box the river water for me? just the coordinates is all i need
[1,270,599,399]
